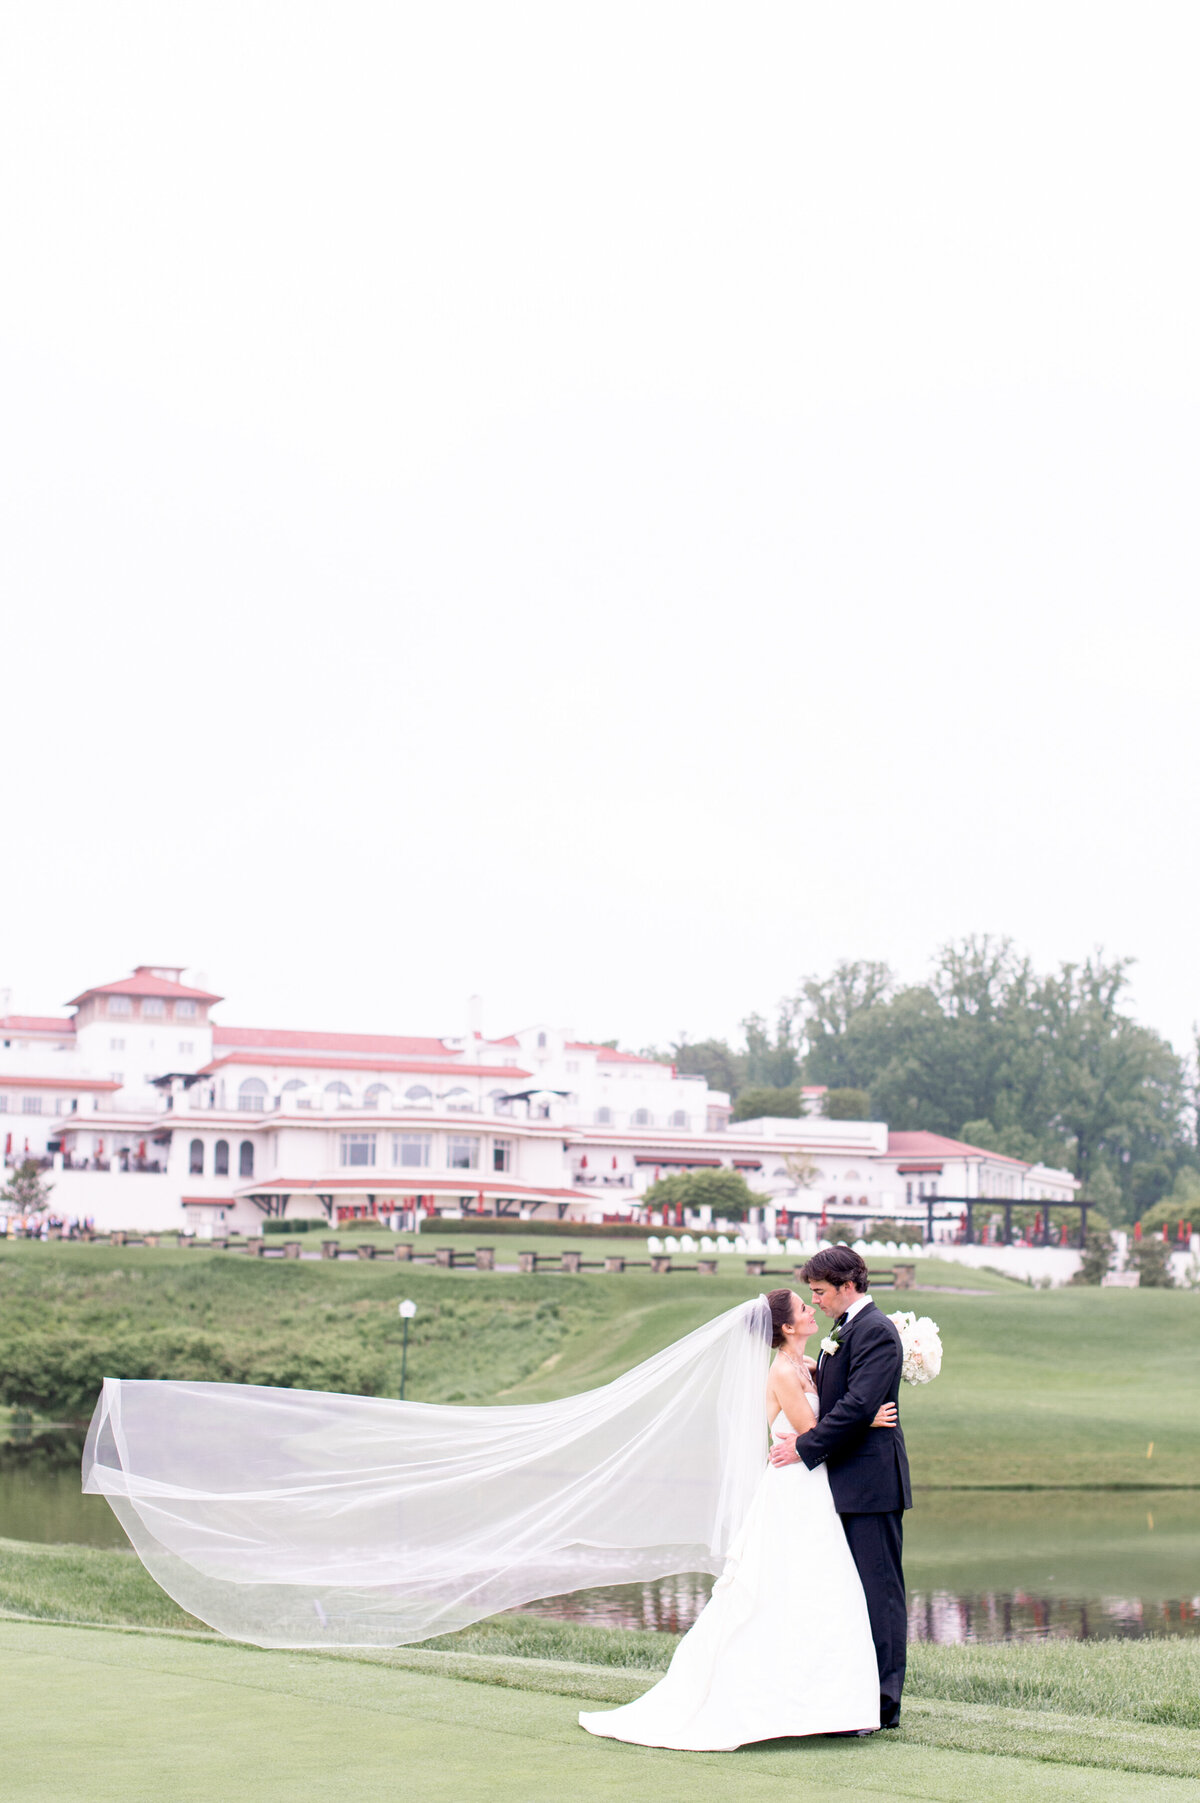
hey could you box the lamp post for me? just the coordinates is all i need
[398,1298,417,1400]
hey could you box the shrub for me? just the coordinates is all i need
[640,1169,766,1222]
[730,1086,802,1121]
[1127,1236,1174,1288]
[1070,1232,1114,1286]
[825,1088,871,1121]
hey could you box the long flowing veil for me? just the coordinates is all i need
[83,1295,772,1649]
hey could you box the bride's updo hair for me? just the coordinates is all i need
[766,1288,795,1349]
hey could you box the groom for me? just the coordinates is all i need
[768,1245,911,1730]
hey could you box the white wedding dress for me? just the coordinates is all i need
[579,1392,880,1749]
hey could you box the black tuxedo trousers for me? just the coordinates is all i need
[798,1302,911,1726]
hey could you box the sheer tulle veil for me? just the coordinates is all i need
[83,1295,773,1649]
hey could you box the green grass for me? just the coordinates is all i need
[4,1616,1200,1795]
[2,1240,1199,1485]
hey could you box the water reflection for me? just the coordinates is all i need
[517,1576,1200,1641]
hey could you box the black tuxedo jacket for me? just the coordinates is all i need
[797,1299,912,1514]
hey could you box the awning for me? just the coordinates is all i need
[633,1155,724,1168]
[897,1163,944,1174]
[732,1159,763,1170]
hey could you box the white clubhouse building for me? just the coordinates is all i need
[1,966,1079,1236]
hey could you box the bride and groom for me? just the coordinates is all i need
[580,1244,911,1750]
[84,1243,910,1755]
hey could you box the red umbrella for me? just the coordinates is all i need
[477,1190,485,1214]
[137,1140,146,1160]
[611,1156,618,1170]
[4,1133,10,1156]
[580,1155,588,1169]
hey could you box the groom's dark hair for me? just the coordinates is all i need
[801,1246,870,1291]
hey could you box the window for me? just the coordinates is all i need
[340,1133,377,1168]
[632,1108,651,1126]
[107,997,132,1016]
[596,1106,612,1125]
[109,1038,125,1052]
[142,998,165,1018]
[405,1085,432,1106]
[492,1138,513,1173]
[110,1071,124,1085]
[324,1081,353,1109]
[280,1080,306,1107]
[175,1001,197,1019]
[189,1139,204,1175]
[23,1096,43,1114]
[537,1032,547,1048]
[394,1133,431,1168]
[178,1041,194,1054]
[238,1078,269,1111]
[444,1087,473,1112]
[239,1140,254,1178]
[448,1135,480,1170]
[0,1096,7,1111]
[669,1110,688,1128]
[214,1139,230,1175]
[489,1089,513,1115]
[363,1084,392,1110]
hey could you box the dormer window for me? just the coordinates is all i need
[142,998,165,1018]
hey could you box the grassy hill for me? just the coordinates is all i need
[2,1240,1198,1486]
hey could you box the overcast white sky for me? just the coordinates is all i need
[2,4,1198,1056]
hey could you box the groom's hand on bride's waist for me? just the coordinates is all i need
[768,1434,801,1466]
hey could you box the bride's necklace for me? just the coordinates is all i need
[782,1349,815,1389]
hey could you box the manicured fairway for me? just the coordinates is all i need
[3,1620,1197,1803]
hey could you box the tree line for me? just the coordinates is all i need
[641,937,1199,1225]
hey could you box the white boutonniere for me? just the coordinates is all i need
[820,1335,840,1357]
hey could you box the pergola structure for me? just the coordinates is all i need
[922,1195,1092,1248]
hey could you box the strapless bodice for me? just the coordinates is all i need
[771,1393,818,1440]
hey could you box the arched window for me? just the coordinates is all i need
[239,1140,255,1178]
[669,1110,688,1128]
[489,1089,513,1115]
[596,1106,612,1125]
[405,1085,432,1106]
[280,1079,306,1108]
[444,1087,472,1112]
[238,1077,269,1112]
[214,1139,229,1176]
[189,1138,204,1175]
[363,1084,392,1110]
[324,1081,353,1109]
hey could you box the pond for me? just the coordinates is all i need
[3,1430,1197,1643]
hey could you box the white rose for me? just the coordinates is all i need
[820,1335,840,1357]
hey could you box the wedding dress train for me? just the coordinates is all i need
[578,1398,880,1750]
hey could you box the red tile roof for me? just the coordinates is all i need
[0,1075,120,1090]
[566,1042,672,1067]
[0,1016,76,1035]
[228,1176,584,1200]
[213,1025,455,1058]
[885,1130,1029,1169]
[200,1052,532,1079]
[68,973,223,1005]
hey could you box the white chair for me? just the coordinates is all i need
[786,1237,802,1255]
[853,1239,869,1254]
[680,1234,696,1251]
[716,1235,732,1253]
[647,1236,662,1253]
[767,1236,782,1255]
[885,1241,898,1255]
[734,1235,749,1253]
[664,1235,679,1252]
[699,1236,714,1252]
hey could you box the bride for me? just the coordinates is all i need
[579,1288,889,1749]
[83,1286,889,1745]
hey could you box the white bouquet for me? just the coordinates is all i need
[887,1310,943,1385]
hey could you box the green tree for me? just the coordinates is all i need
[0,1160,54,1215]
[640,1169,765,1221]
[740,1000,803,1089]
[799,960,896,1091]
[825,1088,870,1120]
[671,1037,743,1096]
[731,1086,802,1122]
